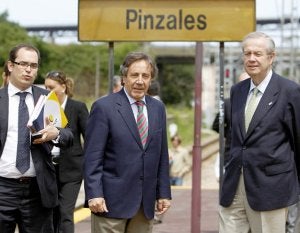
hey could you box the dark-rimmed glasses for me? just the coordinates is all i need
[12,61,39,70]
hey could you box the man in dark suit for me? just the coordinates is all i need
[0,44,73,233]
[219,32,300,233]
[84,52,171,233]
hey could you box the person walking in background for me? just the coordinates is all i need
[212,98,231,169]
[212,72,249,181]
[147,80,161,101]
[112,75,122,93]
[84,52,171,233]
[169,134,191,186]
[212,71,249,159]
[219,31,300,233]
[287,201,300,233]
[0,44,73,233]
[43,71,89,233]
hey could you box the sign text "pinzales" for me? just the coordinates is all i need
[126,9,207,31]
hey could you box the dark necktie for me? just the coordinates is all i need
[16,92,30,174]
[136,101,148,148]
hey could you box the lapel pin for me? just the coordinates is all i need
[268,102,273,106]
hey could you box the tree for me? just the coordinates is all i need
[160,63,194,106]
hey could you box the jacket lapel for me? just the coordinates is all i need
[245,74,279,138]
[32,85,49,106]
[0,87,8,155]
[116,90,143,149]
[236,81,250,139]
[64,99,72,119]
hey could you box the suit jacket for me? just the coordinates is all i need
[212,98,231,164]
[84,89,171,219]
[58,98,89,183]
[0,85,73,208]
[220,72,300,211]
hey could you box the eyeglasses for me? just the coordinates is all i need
[12,61,39,70]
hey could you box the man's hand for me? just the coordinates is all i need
[88,197,109,213]
[32,117,60,144]
[156,198,171,215]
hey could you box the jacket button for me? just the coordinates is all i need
[140,176,144,180]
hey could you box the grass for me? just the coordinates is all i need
[166,105,212,147]
[166,105,194,146]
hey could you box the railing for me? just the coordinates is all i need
[201,133,219,160]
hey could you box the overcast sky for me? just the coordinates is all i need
[0,0,299,27]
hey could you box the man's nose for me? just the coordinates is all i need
[248,53,257,61]
[136,75,143,83]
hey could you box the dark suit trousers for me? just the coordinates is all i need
[0,176,52,233]
[58,179,82,233]
[43,164,82,233]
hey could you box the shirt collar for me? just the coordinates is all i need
[8,82,33,97]
[123,87,146,105]
[249,70,272,95]
[61,96,67,109]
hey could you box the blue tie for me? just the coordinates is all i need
[16,92,30,174]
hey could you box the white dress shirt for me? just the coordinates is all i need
[0,83,36,178]
[123,88,148,124]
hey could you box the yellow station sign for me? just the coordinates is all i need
[79,0,255,42]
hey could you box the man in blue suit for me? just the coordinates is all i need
[219,31,300,233]
[84,52,171,233]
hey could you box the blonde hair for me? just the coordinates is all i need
[46,71,74,98]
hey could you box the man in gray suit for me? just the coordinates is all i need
[0,44,73,233]
[84,52,171,233]
[219,32,300,233]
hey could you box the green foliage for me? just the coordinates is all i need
[0,12,143,93]
[36,42,142,97]
[0,12,38,71]
[160,64,194,106]
[166,105,194,146]
[166,105,213,150]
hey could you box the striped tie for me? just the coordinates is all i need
[136,101,148,147]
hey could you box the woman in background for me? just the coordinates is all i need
[43,71,89,233]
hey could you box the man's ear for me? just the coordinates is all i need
[7,61,14,72]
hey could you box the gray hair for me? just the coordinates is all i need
[241,31,275,54]
[119,52,158,79]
